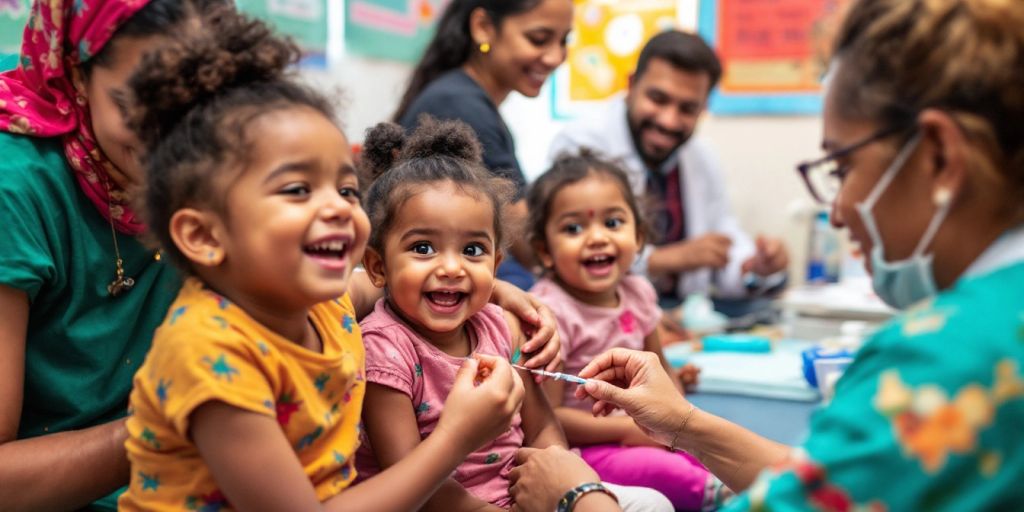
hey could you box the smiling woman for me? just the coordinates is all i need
[392,0,575,290]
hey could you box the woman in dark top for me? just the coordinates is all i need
[394,0,574,289]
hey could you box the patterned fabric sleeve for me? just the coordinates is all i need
[144,316,275,439]
[362,326,417,399]
[724,297,1024,511]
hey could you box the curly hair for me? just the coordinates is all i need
[123,5,337,271]
[360,115,516,255]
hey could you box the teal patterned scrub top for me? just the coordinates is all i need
[726,226,1024,511]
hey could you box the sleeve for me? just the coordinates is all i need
[361,326,418,399]
[0,146,57,300]
[624,275,661,337]
[145,320,275,438]
[405,93,526,197]
[725,319,1000,511]
[693,145,756,298]
[529,284,579,358]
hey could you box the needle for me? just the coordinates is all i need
[512,365,592,385]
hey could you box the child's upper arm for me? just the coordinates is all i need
[502,310,528,364]
[361,383,424,468]
[191,401,322,512]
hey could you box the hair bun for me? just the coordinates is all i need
[360,122,407,181]
[126,6,301,149]
[403,115,483,164]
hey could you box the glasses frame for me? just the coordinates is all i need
[796,124,910,204]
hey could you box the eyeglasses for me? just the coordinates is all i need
[796,125,908,204]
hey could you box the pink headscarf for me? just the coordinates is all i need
[0,0,152,235]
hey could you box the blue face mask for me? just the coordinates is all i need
[854,133,954,310]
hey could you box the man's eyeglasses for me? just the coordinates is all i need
[796,125,908,204]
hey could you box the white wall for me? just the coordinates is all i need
[311,54,825,282]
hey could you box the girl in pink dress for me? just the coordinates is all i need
[529,150,730,511]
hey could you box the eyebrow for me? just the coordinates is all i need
[556,207,628,222]
[263,159,317,184]
[400,227,494,242]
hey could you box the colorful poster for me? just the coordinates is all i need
[0,0,30,63]
[236,0,328,65]
[552,0,683,119]
[344,0,450,63]
[698,0,850,115]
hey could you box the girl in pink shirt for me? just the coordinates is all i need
[529,150,730,510]
[352,119,568,510]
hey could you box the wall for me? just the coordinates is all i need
[312,53,826,281]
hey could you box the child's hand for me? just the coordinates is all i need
[435,355,526,455]
[491,281,562,374]
[677,363,701,392]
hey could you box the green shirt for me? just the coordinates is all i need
[0,132,179,439]
[726,260,1024,510]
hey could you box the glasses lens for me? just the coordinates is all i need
[806,159,842,204]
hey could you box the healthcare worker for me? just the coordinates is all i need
[507,0,1024,509]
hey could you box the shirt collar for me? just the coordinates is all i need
[964,223,1024,278]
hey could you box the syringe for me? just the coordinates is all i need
[512,365,592,385]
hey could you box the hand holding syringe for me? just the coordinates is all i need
[512,365,593,385]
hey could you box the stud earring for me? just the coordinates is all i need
[208,251,217,264]
[479,42,491,54]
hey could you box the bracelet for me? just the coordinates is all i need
[557,482,618,512]
[669,403,698,451]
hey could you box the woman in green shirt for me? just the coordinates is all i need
[0,2,560,510]
[508,0,1024,510]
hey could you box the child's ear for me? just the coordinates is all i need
[169,208,225,267]
[362,247,387,288]
[532,238,553,270]
[494,248,504,271]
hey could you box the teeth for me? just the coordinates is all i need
[585,255,613,263]
[309,240,346,253]
[429,292,461,306]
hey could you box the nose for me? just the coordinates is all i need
[542,45,567,69]
[320,191,353,223]
[585,225,611,246]
[436,251,465,279]
[654,108,685,134]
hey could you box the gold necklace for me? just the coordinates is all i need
[106,206,136,297]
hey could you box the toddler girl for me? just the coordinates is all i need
[529,150,730,511]
[119,12,526,511]
[353,120,671,512]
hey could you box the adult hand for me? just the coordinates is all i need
[650,233,732,274]
[741,235,789,277]
[508,447,602,512]
[435,355,525,455]
[491,281,562,373]
[574,349,692,447]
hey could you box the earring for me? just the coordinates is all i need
[933,188,953,207]
[208,251,217,264]
[479,42,491,54]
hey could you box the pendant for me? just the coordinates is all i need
[108,275,136,297]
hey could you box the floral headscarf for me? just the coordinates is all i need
[0,0,152,235]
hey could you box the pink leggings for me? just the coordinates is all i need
[579,444,713,511]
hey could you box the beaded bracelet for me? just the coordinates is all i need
[557,482,618,512]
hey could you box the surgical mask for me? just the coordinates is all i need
[854,133,954,309]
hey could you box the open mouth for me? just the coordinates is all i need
[303,238,349,270]
[582,254,616,276]
[425,290,467,313]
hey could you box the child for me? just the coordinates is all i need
[528,150,731,511]
[118,12,530,512]
[354,120,671,512]
[352,118,564,511]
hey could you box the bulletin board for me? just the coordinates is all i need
[697,0,849,115]
[0,0,29,64]
[551,0,686,119]
[236,0,329,66]
[344,0,451,63]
